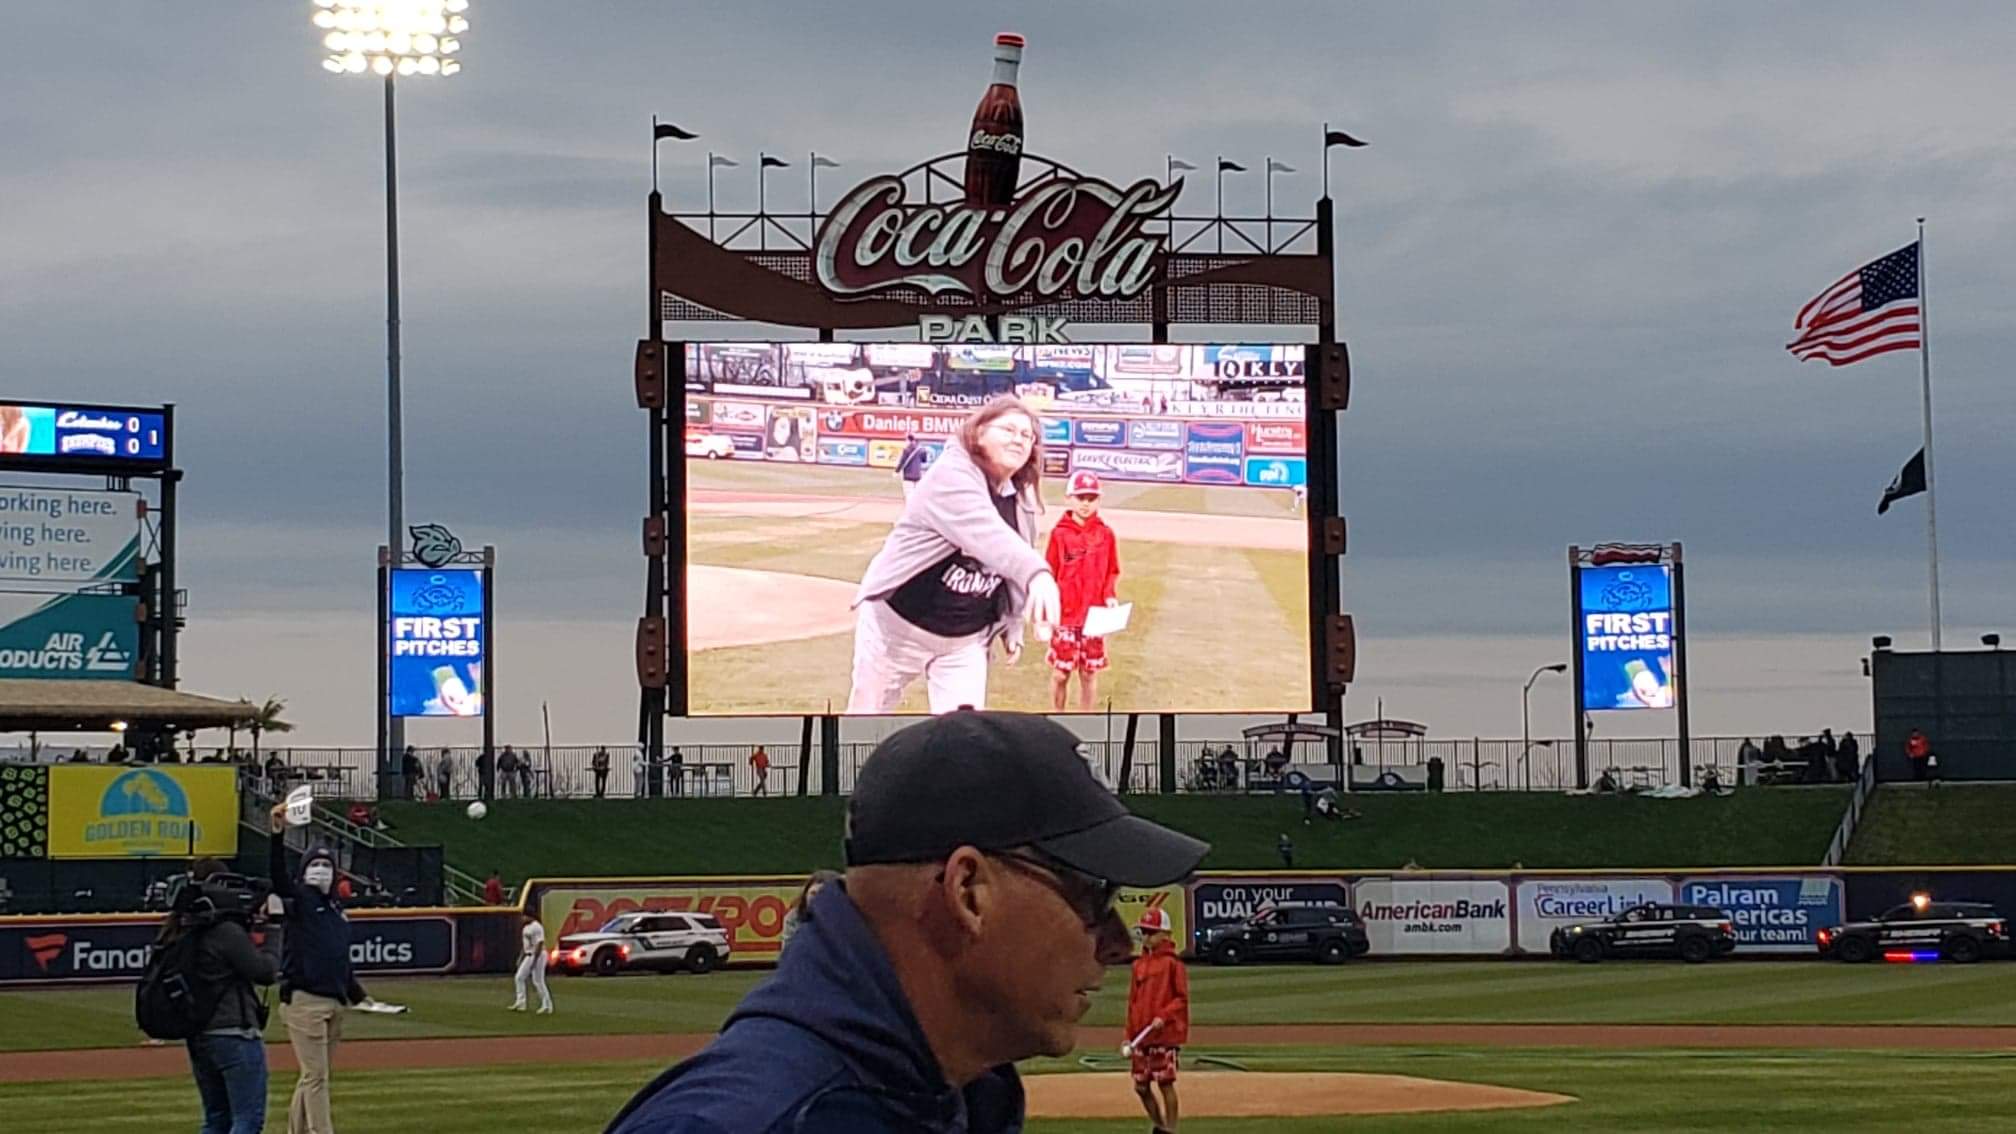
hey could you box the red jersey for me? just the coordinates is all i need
[1125,937,1189,1046]
[1044,511,1119,629]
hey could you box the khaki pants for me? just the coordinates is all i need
[283,992,345,1134]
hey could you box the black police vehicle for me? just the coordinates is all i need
[1195,901,1370,965]
[1817,900,2008,964]
[1549,902,1737,963]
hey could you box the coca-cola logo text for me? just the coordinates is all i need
[969,129,1022,155]
[815,174,1178,302]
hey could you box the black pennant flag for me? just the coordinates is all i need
[1877,448,1927,515]
[761,155,790,169]
[654,122,698,141]
[1218,159,1247,172]
[1324,128,1368,148]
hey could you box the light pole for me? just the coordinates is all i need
[312,0,468,781]
[1522,663,1567,791]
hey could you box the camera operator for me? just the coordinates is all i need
[268,803,368,1134]
[161,858,278,1134]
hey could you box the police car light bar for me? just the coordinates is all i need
[1882,950,1940,964]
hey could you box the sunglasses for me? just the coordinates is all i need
[988,850,1124,931]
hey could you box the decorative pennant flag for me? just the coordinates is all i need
[653,122,698,141]
[1877,449,1927,515]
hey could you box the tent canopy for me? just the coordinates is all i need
[0,679,259,733]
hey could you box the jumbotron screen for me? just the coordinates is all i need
[681,341,1314,715]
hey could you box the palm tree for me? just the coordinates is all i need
[249,697,294,760]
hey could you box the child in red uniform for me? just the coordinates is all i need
[1045,469,1121,711]
[1126,906,1189,1133]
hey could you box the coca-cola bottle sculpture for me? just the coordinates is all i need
[963,33,1025,208]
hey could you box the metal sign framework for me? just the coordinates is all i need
[634,147,1356,783]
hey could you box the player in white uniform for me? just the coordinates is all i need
[510,910,553,1013]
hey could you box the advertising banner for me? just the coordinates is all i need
[943,346,1016,371]
[1204,345,1306,382]
[710,401,767,430]
[1578,563,1676,711]
[1514,876,1675,952]
[0,764,49,858]
[864,344,938,370]
[1243,456,1307,489]
[816,438,870,467]
[1170,400,1304,419]
[538,880,804,965]
[728,433,765,458]
[0,404,167,465]
[389,568,485,718]
[783,343,861,369]
[1354,877,1512,955]
[1102,345,1189,377]
[0,593,139,680]
[1115,884,1189,948]
[1678,875,1842,954]
[1041,449,1072,476]
[1245,421,1306,454]
[0,913,455,984]
[1073,420,1126,448]
[1184,422,1246,484]
[866,439,908,469]
[1030,346,1095,372]
[0,487,142,583]
[46,766,238,859]
[1126,420,1185,450]
[764,406,817,462]
[816,408,969,440]
[1069,448,1183,483]
[1189,878,1350,938]
[1040,417,1072,445]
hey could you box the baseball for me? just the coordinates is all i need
[466,801,488,820]
[1119,1043,1133,1057]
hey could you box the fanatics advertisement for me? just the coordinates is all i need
[389,568,486,718]
[1578,563,1677,711]
[1514,876,1676,953]
[1354,877,1512,955]
[0,913,458,984]
[684,342,1313,716]
[1678,875,1844,954]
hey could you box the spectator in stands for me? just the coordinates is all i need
[1276,833,1294,868]
[750,746,771,796]
[1215,747,1238,792]
[632,748,648,798]
[1818,730,1840,781]
[497,746,520,799]
[476,747,495,802]
[263,753,285,793]
[1799,736,1829,783]
[435,749,454,801]
[346,803,374,829]
[1906,728,1933,783]
[591,746,611,798]
[109,741,130,763]
[669,746,686,797]
[517,753,534,799]
[400,746,422,800]
[1835,731,1861,782]
[1737,737,1761,768]
[484,870,505,906]
[68,748,90,763]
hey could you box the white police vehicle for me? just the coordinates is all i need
[1550,902,1737,963]
[1817,900,2008,964]
[551,912,731,976]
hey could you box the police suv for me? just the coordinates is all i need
[1550,902,1737,963]
[1817,901,2008,964]
[551,912,731,976]
[1195,901,1370,965]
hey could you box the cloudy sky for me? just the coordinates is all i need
[4,2,2011,747]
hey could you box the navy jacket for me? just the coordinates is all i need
[268,834,364,1005]
[607,883,1024,1134]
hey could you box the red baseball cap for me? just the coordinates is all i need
[1066,469,1102,497]
[1136,906,1171,934]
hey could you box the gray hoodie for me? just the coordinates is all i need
[854,435,1049,652]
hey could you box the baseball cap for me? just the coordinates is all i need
[845,711,1209,888]
[1136,906,1171,934]
[1065,469,1102,497]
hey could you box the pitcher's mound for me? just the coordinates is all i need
[688,565,856,650]
[1024,1071,1573,1118]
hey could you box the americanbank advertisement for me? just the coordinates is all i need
[389,567,485,718]
[0,593,139,680]
[1515,876,1676,952]
[1355,877,1512,955]
[1679,875,1842,953]
[1578,564,1676,711]
[47,766,238,859]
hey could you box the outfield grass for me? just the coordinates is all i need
[372,788,1853,885]
[9,960,2016,1054]
[1846,783,2016,865]
[6,1046,2015,1132]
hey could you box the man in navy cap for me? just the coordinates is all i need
[607,711,1210,1134]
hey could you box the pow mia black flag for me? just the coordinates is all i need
[1877,448,1927,515]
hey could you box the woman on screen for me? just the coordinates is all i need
[847,397,1061,713]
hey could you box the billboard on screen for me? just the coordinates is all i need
[683,342,1312,716]
[389,568,485,718]
[0,593,139,679]
[1578,564,1676,711]
[0,403,167,466]
[0,487,142,584]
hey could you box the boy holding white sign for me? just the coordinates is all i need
[1044,470,1123,711]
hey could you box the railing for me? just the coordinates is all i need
[30,734,1870,801]
[1823,749,1883,866]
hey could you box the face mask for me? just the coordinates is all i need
[304,864,334,893]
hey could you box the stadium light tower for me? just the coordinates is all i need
[313,0,469,778]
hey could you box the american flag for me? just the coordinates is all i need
[1787,242,1922,366]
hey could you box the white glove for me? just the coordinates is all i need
[1026,572,1060,641]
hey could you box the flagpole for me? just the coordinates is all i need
[1264,155,1274,251]
[1917,217,1942,651]
[1215,155,1224,253]
[1322,122,1331,198]
[809,151,817,218]
[651,115,659,194]
[758,154,768,251]
[706,152,716,242]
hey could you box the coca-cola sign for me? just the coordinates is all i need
[815,174,1179,303]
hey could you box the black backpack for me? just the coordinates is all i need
[135,923,226,1040]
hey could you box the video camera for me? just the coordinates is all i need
[166,870,274,927]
